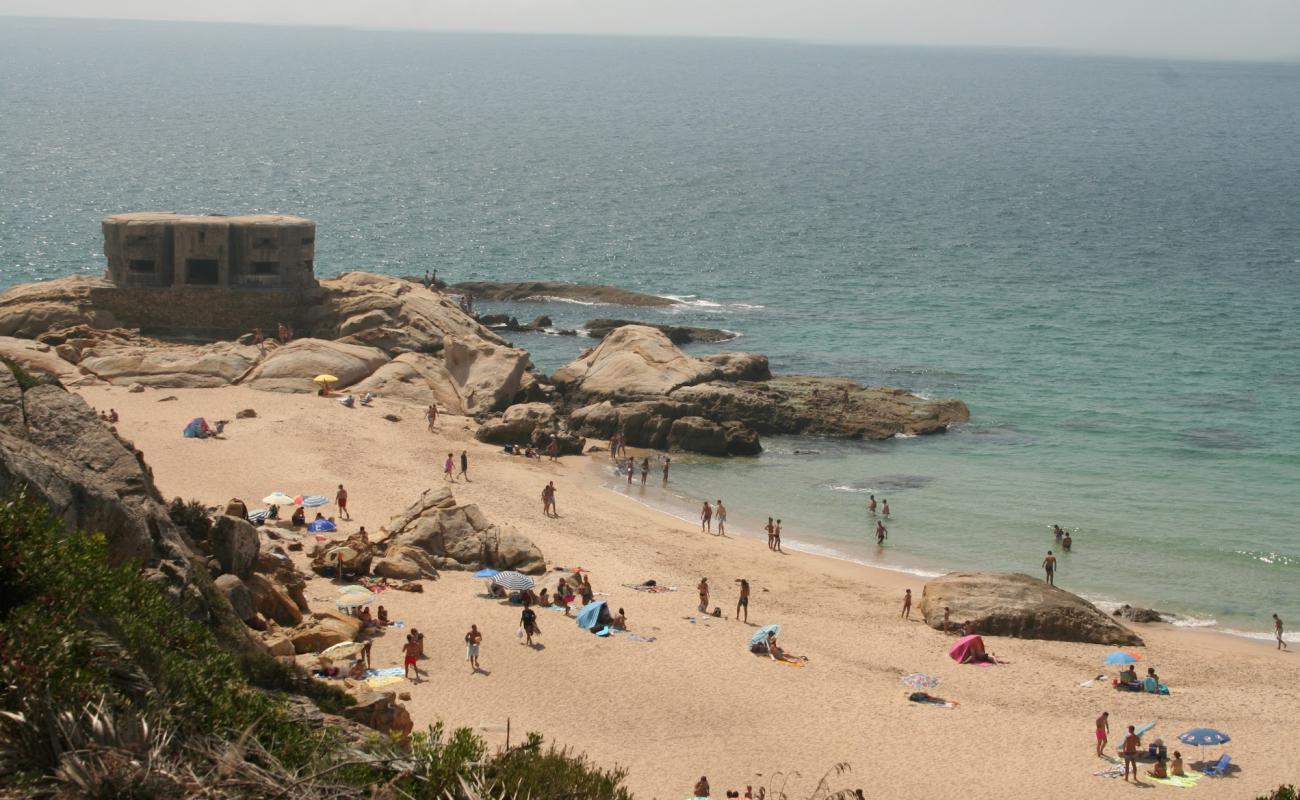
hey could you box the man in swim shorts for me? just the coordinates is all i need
[465,624,482,672]
[716,500,727,536]
[875,520,888,545]
[735,578,750,622]
[1121,724,1141,782]
[335,484,350,520]
[1042,550,1057,585]
[701,501,713,533]
[403,635,422,683]
[1095,711,1109,757]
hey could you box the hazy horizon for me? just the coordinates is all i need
[2,2,1299,64]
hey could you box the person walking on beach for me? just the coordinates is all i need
[426,404,437,431]
[1121,724,1141,782]
[698,577,710,613]
[867,494,877,514]
[735,578,750,622]
[465,624,482,672]
[765,517,775,549]
[773,519,783,552]
[881,498,891,517]
[641,458,649,484]
[1275,614,1287,650]
[334,484,350,520]
[520,600,540,647]
[459,450,470,481]
[701,501,713,533]
[875,519,888,545]
[444,452,456,482]
[716,500,727,536]
[403,635,422,683]
[662,457,671,483]
[1042,550,1057,585]
[901,589,912,619]
[541,482,558,518]
[1095,711,1110,757]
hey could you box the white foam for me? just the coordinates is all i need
[658,294,766,310]
[526,295,610,306]
[892,432,918,439]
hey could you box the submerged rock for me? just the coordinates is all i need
[919,571,1143,646]
[451,280,676,307]
[583,318,736,344]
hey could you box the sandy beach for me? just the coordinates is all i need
[79,384,1299,799]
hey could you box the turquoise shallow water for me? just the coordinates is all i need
[2,18,1298,637]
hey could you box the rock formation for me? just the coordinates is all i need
[288,611,363,654]
[242,338,391,393]
[919,572,1143,646]
[583,318,736,344]
[441,335,530,414]
[0,335,98,386]
[450,280,676,307]
[375,486,545,576]
[76,340,263,388]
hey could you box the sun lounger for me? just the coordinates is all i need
[1202,754,1231,776]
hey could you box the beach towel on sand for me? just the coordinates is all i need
[367,675,404,689]
[366,667,404,678]
[1148,774,1202,788]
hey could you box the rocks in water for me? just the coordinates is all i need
[441,335,530,414]
[526,315,552,329]
[288,611,362,654]
[381,486,545,574]
[451,280,676,307]
[241,338,389,393]
[475,402,558,445]
[235,408,257,419]
[340,690,414,740]
[208,515,260,579]
[919,571,1144,646]
[667,416,762,456]
[214,574,255,622]
[76,340,262,388]
[568,399,759,456]
[584,318,736,344]
[1112,604,1166,624]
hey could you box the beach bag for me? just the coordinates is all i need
[516,625,525,639]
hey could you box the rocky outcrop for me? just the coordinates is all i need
[671,377,969,438]
[0,363,207,619]
[214,574,255,622]
[348,351,462,410]
[442,335,530,414]
[288,611,362,654]
[667,416,762,456]
[1112,604,1166,624]
[241,338,389,393]
[208,515,260,579]
[0,336,98,386]
[372,545,441,581]
[919,572,1143,646]
[380,486,545,575]
[584,319,736,344]
[246,573,305,627]
[567,399,756,455]
[76,340,262,388]
[340,690,414,741]
[451,281,676,307]
[0,275,118,338]
[474,402,557,444]
[309,272,507,355]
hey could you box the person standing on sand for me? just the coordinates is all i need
[901,589,912,619]
[867,495,877,514]
[426,404,437,431]
[465,624,482,672]
[1042,550,1057,585]
[403,635,422,683]
[716,500,727,536]
[444,452,456,482]
[1121,724,1141,782]
[875,519,888,545]
[942,606,952,634]
[701,501,713,533]
[881,498,891,517]
[662,457,671,483]
[627,458,634,484]
[641,458,649,484]
[1275,614,1287,650]
[459,450,469,481]
[1095,711,1110,757]
[546,481,558,517]
[735,578,750,622]
[698,577,710,613]
[520,600,540,646]
[335,484,350,520]
[765,517,775,549]
[773,520,783,552]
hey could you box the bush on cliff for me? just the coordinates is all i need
[0,489,632,798]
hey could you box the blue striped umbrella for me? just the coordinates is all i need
[1177,728,1230,747]
[749,624,780,649]
[301,495,330,508]
[474,568,499,578]
[247,509,269,525]
[491,571,534,591]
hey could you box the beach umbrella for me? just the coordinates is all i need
[491,571,534,592]
[900,672,942,689]
[319,641,364,660]
[338,584,370,594]
[1177,728,1230,747]
[247,509,269,525]
[325,546,358,566]
[336,593,372,610]
[948,634,985,663]
[749,624,780,649]
[474,568,499,578]
[307,519,337,533]
[1136,722,1157,737]
[301,495,329,508]
[313,374,338,385]
[1103,650,1143,666]
[262,492,294,506]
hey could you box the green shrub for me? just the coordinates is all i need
[1258,787,1299,800]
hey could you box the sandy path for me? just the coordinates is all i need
[80,384,1300,799]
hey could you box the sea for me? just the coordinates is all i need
[2,17,1297,640]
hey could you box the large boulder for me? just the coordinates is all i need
[0,366,207,620]
[475,402,558,445]
[382,487,545,574]
[209,514,260,579]
[241,338,389,393]
[919,572,1143,646]
[340,690,414,740]
[246,573,305,627]
[0,336,97,386]
[349,351,462,410]
[552,326,717,401]
[289,611,362,654]
[76,341,262,388]
[214,574,255,622]
[0,275,118,338]
[584,319,737,345]
[667,416,762,456]
[442,335,530,414]
[372,544,440,581]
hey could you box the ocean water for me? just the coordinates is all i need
[2,18,1298,637]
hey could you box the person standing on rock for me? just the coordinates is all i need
[444,452,456,482]
[459,450,470,481]
[875,519,888,545]
[1042,550,1057,585]
[465,624,483,673]
[716,500,727,536]
[426,404,438,431]
[335,484,350,520]
[701,501,713,533]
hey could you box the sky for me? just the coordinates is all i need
[1,0,1298,63]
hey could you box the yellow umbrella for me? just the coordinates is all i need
[313,374,338,384]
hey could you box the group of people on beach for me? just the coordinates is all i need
[443,451,469,482]
[1095,712,1188,783]
[700,500,727,534]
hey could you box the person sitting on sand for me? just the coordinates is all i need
[290,506,306,527]
[108,409,119,423]
[1143,667,1161,693]
[377,605,389,626]
[538,588,550,607]
[1118,665,1139,685]
[1147,754,1168,780]
[348,658,367,680]
[694,776,710,798]
[1169,751,1185,777]
[613,608,627,630]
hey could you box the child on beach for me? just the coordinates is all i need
[444,453,455,482]
[901,589,911,619]
[520,601,540,646]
